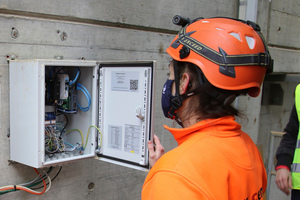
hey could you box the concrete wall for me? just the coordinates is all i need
[0,0,298,199]
[257,0,300,199]
[0,1,239,199]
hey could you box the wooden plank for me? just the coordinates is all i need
[0,0,238,31]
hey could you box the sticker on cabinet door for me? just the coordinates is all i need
[124,124,140,154]
[108,125,122,150]
[111,71,139,92]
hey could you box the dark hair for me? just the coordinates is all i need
[176,61,247,120]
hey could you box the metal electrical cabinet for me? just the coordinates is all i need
[9,59,155,170]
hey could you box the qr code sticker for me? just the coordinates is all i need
[130,79,138,91]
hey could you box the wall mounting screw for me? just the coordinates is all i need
[6,54,17,61]
[60,31,68,41]
[11,27,19,39]
[277,27,281,32]
[54,55,64,60]
[88,182,95,191]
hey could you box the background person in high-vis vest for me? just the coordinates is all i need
[142,15,273,200]
[276,85,300,200]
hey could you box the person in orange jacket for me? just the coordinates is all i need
[142,16,273,200]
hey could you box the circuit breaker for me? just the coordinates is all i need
[9,59,155,170]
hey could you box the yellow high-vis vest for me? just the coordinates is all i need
[292,84,300,189]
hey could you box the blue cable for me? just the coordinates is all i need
[57,108,77,114]
[76,87,89,111]
[76,83,91,112]
[77,83,91,103]
[69,68,80,86]
[64,142,75,148]
[77,86,90,110]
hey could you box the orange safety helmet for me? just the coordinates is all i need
[166,16,273,98]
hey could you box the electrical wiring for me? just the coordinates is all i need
[31,166,62,190]
[45,126,59,154]
[0,184,46,195]
[85,125,103,150]
[51,125,102,152]
[44,173,51,193]
[45,121,89,154]
[69,68,81,86]
[0,166,62,196]
[64,141,75,148]
[64,142,79,151]
[48,166,62,186]
[45,139,58,154]
[45,99,101,154]
[66,129,84,149]
[57,139,66,152]
[76,83,91,112]
[59,113,68,135]
[57,108,78,114]
[21,167,53,187]
[54,68,65,76]
[57,101,64,106]
[32,171,51,194]
[0,168,47,195]
[45,125,65,153]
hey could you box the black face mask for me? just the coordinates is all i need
[161,79,175,118]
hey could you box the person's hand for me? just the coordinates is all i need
[275,168,292,195]
[148,134,165,168]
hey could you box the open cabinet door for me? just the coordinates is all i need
[96,61,155,171]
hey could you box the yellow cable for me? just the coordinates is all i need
[66,129,84,147]
[84,125,102,149]
[64,126,102,151]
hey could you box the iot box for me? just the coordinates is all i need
[9,59,155,170]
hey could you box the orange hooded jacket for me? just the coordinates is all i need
[142,116,267,200]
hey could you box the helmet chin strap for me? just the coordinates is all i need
[168,61,200,127]
[167,60,183,126]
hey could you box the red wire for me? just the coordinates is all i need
[0,168,47,195]
[32,168,47,195]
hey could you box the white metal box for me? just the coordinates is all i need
[9,59,155,170]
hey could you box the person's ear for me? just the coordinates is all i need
[180,73,190,95]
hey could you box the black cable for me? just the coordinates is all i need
[54,67,65,76]
[31,166,62,190]
[61,113,68,135]
[55,113,68,136]
[50,166,62,183]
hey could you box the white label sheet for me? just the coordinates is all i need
[124,124,140,154]
[111,71,139,92]
[108,125,122,150]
